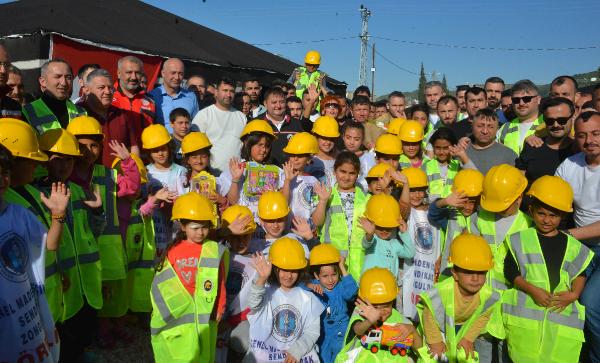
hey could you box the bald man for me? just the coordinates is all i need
[149,57,199,131]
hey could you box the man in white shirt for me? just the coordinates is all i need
[192,78,246,173]
[555,111,600,363]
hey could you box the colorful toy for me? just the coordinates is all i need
[360,323,413,356]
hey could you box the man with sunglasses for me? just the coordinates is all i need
[498,79,542,154]
[516,97,576,188]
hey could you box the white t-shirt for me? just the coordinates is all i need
[518,120,535,146]
[0,203,59,362]
[556,152,600,246]
[287,175,319,222]
[192,104,246,173]
[358,151,376,191]
[146,163,187,197]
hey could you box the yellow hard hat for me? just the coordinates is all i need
[365,194,401,228]
[399,120,424,142]
[66,115,104,138]
[481,164,527,213]
[171,192,216,224]
[282,132,318,155]
[367,163,393,179]
[258,191,290,220]
[309,244,341,266]
[374,133,402,155]
[181,132,212,155]
[386,118,407,136]
[304,50,321,65]
[240,119,275,139]
[402,167,428,188]
[359,267,398,304]
[112,154,148,184]
[449,233,494,271]
[526,175,573,212]
[312,116,340,138]
[269,237,307,270]
[221,205,257,235]
[0,118,48,161]
[142,124,172,150]
[39,128,82,157]
[452,169,484,197]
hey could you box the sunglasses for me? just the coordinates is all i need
[544,116,571,126]
[511,95,537,104]
[324,103,340,109]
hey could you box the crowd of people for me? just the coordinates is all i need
[1,43,600,363]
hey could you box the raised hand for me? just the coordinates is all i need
[445,191,468,209]
[227,214,254,235]
[229,158,245,181]
[291,216,313,240]
[251,252,272,286]
[40,182,70,215]
[154,187,177,203]
[313,182,331,202]
[283,160,300,182]
[358,216,376,236]
[355,298,380,324]
[108,140,130,161]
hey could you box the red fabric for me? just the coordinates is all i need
[168,240,227,316]
[112,82,156,130]
[83,104,141,168]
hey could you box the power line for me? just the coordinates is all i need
[251,36,358,46]
[371,46,418,76]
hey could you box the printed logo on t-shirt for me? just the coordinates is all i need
[297,182,315,210]
[272,304,301,343]
[0,231,29,283]
[414,222,434,255]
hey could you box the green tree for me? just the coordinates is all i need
[418,62,427,105]
[442,74,449,94]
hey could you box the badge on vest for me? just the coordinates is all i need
[204,280,213,292]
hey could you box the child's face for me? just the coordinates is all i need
[367,178,389,195]
[530,204,563,235]
[287,154,311,172]
[77,137,101,167]
[47,154,75,182]
[402,141,421,159]
[171,116,191,138]
[412,111,428,128]
[343,128,363,152]
[228,233,252,254]
[372,302,394,322]
[452,268,487,296]
[374,225,396,240]
[433,139,452,163]
[334,162,359,191]
[182,220,211,243]
[250,137,270,163]
[261,217,286,238]
[409,188,426,207]
[315,265,339,291]
[459,197,479,217]
[150,145,170,166]
[277,268,299,290]
[317,136,336,154]
[376,154,399,170]
[186,149,210,173]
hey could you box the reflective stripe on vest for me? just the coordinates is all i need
[23,99,86,134]
[126,202,156,312]
[498,115,543,155]
[424,159,460,200]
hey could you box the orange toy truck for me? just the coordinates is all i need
[360,322,414,356]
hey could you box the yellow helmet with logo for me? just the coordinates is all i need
[269,237,307,270]
[258,191,290,220]
[309,244,341,266]
[365,194,401,228]
[304,50,321,65]
[374,133,402,155]
[171,192,216,224]
[282,132,318,155]
[112,154,148,184]
[0,118,48,161]
[221,205,257,235]
[312,116,340,138]
[386,118,407,136]
[398,120,424,142]
[141,124,172,150]
[241,119,276,139]
[526,175,573,212]
[449,233,494,271]
[181,132,212,155]
[481,164,527,213]
[359,267,398,304]
[402,167,428,188]
[452,169,484,197]
[39,128,82,157]
[66,115,104,138]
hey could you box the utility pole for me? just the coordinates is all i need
[358,5,371,88]
[371,43,375,101]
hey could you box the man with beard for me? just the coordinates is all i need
[450,86,488,140]
[501,90,515,121]
[437,95,459,127]
[484,76,507,124]
[244,79,266,118]
[23,59,87,132]
[112,56,156,130]
[456,84,469,121]
[193,78,246,173]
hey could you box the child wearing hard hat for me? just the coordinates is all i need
[0,120,65,362]
[290,50,330,99]
[305,115,339,187]
[313,151,369,281]
[401,167,442,320]
[360,194,415,280]
[151,193,228,363]
[365,163,410,209]
[385,117,407,137]
[248,237,324,362]
[306,244,358,363]
[336,267,423,362]
[428,169,485,281]
[422,127,460,203]
[416,234,504,363]
[475,164,532,292]
[502,176,593,363]
[340,121,376,191]
[399,120,426,169]
[374,133,403,171]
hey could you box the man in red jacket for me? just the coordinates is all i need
[112,55,155,130]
